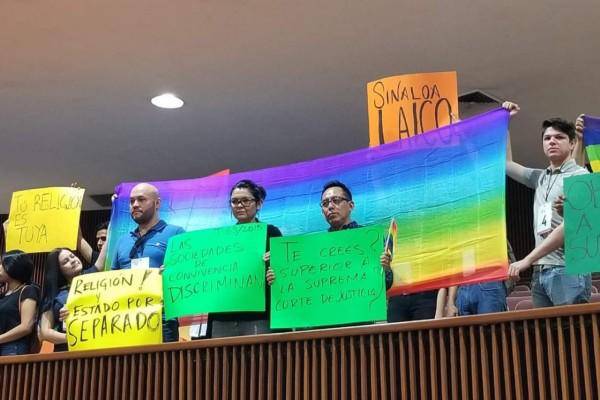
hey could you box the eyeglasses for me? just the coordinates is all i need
[230,198,256,207]
[320,196,349,208]
[97,236,107,241]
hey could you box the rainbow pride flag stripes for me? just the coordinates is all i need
[584,115,600,172]
[106,108,509,293]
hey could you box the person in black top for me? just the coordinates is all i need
[39,243,106,351]
[209,179,282,338]
[320,180,394,287]
[0,250,40,356]
[266,180,393,302]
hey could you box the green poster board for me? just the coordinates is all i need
[565,173,600,274]
[270,225,388,329]
[162,223,267,319]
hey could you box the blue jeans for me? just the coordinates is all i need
[457,281,507,315]
[532,265,591,307]
[0,341,29,356]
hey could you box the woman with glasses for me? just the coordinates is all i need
[0,250,40,356]
[209,179,282,338]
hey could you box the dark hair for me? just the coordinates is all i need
[321,180,353,200]
[41,248,70,312]
[1,250,34,284]
[541,118,576,142]
[95,221,109,232]
[230,179,267,202]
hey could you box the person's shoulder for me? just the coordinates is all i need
[22,285,40,300]
[573,165,590,176]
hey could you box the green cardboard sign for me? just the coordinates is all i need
[162,223,267,319]
[565,174,600,274]
[270,225,388,329]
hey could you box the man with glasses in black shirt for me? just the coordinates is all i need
[321,181,439,323]
[320,181,393,289]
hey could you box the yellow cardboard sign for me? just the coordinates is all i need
[5,187,85,253]
[367,71,459,146]
[66,269,163,351]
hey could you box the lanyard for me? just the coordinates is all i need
[543,161,566,202]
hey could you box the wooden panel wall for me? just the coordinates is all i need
[1,304,599,400]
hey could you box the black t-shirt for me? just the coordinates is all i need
[209,223,282,323]
[0,285,40,348]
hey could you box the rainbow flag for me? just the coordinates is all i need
[584,115,600,172]
[384,218,398,256]
[107,109,509,293]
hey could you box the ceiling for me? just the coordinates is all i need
[1,0,599,213]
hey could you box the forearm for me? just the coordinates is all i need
[435,288,447,319]
[93,236,109,271]
[573,139,587,167]
[506,130,514,162]
[78,228,93,265]
[39,326,66,345]
[39,311,67,345]
[447,286,458,305]
[0,322,35,344]
[523,224,565,265]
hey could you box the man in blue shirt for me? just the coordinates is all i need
[112,182,184,341]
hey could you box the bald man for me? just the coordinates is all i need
[112,183,184,270]
[111,183,184,341]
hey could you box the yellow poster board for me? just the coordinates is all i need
[5,187,85,253]
[65,269,163,351]
[367,71,459,146]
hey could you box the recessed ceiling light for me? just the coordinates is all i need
[151,93,184,109]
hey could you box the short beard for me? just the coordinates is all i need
[132,211,153,225]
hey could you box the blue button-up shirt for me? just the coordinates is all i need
[112,220,185,270]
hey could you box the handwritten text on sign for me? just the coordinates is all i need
[565,174,600,274]
[270,226,387,329]
[162,223,267,319]
[66,269,163,351]
[5,187,85,253]
[367,71,459,146]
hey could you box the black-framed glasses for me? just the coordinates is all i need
[230,198,256,207]
[320,196,349,208]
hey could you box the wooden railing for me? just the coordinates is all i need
[2,303,600,400]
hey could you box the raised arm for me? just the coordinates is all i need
[92,230,109,272]
[502,101,530,182]
[77,226,94,265]
[573,114,587,167]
